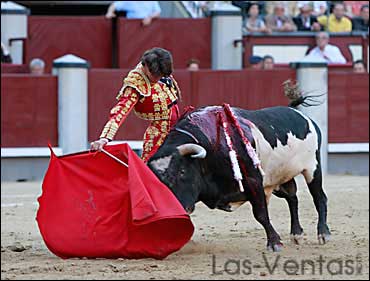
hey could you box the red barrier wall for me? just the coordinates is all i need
[2,70,367,148]
[190,69,295,109]
[328,72,369,143]
[26,16,112,73]
[1,63,29,74]
[1,74,58,147]
[117,18,211,69]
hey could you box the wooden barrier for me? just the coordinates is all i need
[1,74,58,147]
[1,63,29,74]
[328,72,369,143]
[1,69,367,148]
[117,18,211,69]
[26,16,112,73]
[190,69,295,109]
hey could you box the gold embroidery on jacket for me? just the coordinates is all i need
[100,91,139,140]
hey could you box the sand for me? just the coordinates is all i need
[1,174,369,280]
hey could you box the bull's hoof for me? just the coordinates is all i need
[267,242,284,252]
[290,233,304,245]
[216,204,232,212]
[318,233,331,245]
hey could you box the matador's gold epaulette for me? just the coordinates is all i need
[116,68,151,100]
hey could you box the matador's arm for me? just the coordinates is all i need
[99,87,140,140]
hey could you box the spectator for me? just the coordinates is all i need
[317,3,352,32]
[197,1,213,17]
[353,59,367,73]
[244,3,271,33]
[265,1,300,17]
[293,3,322,31]
[352,4,369,32]
[1,42,12,63]
[29,58,45,75]
[297,1,328,16]
[265,3,297,32]
[304,32,347,64]
[312,1,328,16]
[249,55,263,69]
[105,1,161,26]
[232,1,267,19]
[344,1,369,18]
[262,55,275,69]
[187,58,200,71]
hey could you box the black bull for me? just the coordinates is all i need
[148,105,331,252]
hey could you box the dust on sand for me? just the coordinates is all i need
[1,175,369,280]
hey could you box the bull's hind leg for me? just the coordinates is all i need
[248,184,283,252]
[303,166,331,244]
[273,179,304,244]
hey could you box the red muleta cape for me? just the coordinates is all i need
[36,143,194,260]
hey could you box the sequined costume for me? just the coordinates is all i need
[99,64,181,163]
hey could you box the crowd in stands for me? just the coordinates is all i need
[240,1,368,33]
[191,1,368,33]
[104,1,368,33]
[1,1,368,73]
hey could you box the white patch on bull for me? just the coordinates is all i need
[250,110,318,187]
[149,155,173,173]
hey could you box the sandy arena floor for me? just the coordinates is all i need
[1,175,369,280]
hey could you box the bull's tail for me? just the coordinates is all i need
[283,79,325,108]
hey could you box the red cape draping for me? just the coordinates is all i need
[36,143,194,259]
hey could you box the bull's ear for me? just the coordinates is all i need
[177,144,207,159]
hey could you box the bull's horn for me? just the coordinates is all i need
[177,144,207,159]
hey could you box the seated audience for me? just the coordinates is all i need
[317,3,352,32]
[1,42,12,63]
[352,4,369,32]
[262,55,275,69]
[29,58,45,75]
[265,1,299,18]
[344,1,369,18]
[297,1,328,16]
[244,3,271,33]
[187,58,200,71]
[293,3,322,31]
[105,1,161,26]
[265,3,297,32]
[304,32,347,64]
[249,55,263,69]
[353,59,367,73]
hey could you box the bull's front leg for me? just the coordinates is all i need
[248,183,283,252]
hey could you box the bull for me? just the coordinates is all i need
[148,98,330,252]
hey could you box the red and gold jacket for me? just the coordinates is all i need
[99,64,181,162]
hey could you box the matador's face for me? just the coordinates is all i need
[142,65,162,83]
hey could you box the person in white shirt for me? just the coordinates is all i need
[105,1,161,26]
[304,32,347,64]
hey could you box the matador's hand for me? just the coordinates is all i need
[90,138,109,151]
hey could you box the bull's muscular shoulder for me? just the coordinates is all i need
[239,106,312,149]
